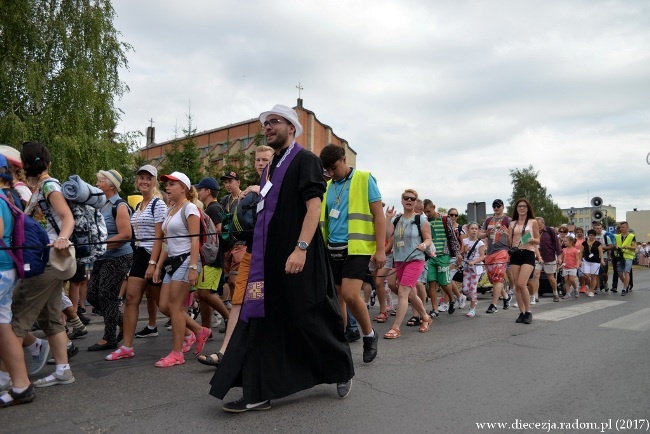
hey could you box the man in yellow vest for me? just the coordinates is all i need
[615,221,636,295]
[320,144,385,363]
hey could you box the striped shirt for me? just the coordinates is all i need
[131,198,168,253]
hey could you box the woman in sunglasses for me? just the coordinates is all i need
[384,189,433,338]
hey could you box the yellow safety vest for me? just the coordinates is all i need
[615,233,636,260]
[320,170,376,255]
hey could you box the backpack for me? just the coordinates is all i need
[392,214,423,241]
[179,202,219,266]
[112,198,135,251]
[229,192,259,244]
[2,188,24,212]
[0,195,50,278]
[39,179,108,264]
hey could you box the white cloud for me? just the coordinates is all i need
[113,0,650,218]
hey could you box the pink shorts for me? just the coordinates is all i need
[394,260,425,288]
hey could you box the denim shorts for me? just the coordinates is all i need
[162,256,202,284]
[616,259,632,274]
[0,269,18,324]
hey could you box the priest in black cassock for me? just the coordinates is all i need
[210,104,354,413]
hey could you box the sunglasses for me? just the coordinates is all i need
[449,213,458,217]
[402,196,417,202]
[559,231,567,233]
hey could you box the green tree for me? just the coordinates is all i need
[0,0,133,181]
[212,130,266,191]
[159,113,203,184]
[509,165,568,227]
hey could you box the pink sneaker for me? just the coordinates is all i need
[154,351,184,368]
[182,333,196,353]
[195,327,211,354]
[105,346,135,361]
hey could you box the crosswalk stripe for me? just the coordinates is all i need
[599,308,650,332]
[534,300,626,321]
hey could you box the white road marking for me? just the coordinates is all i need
[599,308,650,332]
[534,300,626,321]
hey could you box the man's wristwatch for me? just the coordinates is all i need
[296,241,309,251]
[189,264,198,271]
[148,260,157,266]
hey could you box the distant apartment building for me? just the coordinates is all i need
[137,98,356,173]
[561,205,617,232]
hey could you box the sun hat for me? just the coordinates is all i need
[160,171,191,190]
[98,169,123,192]
[50,246,77,280]
[259,104,303,138]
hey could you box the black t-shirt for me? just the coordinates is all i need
[205,200,225,226]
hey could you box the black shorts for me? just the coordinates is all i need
[328,251,371,285]
[129,247,161,286]
[509,249,535,267]
[67,262,87,283]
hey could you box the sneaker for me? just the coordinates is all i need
[222,396,271,413]
[182,333,196,353]
[224,300,232,311]
[611,288,618,293]
[486,304,497,314]
[67,327,88,340]
[154,351,184,368]
[47,342,79,365]
[388,309,397,316]
[29,340,50,376]
[621,289,627,296]
[0,384,35,408]
[77,307,86,314]
[428,310,439,318]
[523,312,533,324]
[553,295,560,302]
[105,346,135,361]
[33,369,75,388]
[515,312,525,323]
[117,297,124,307]
[194,327,211,355]
[0,378,11,393]
[458,295,467,309]
[362,331,378,363]
[604,287,610,293]
[438,303,449,312]
[337,380,352,398]
[135,326,159,338]
[447,301,455,314]
[370,289,376,306]
[165,319,172,330]
[530,297,537,305]
[562,293,573,300]
[579,286,587,294]
[503,295,512,310]
[212,313,223,328]
[344,329,360,343]
[466,309,476,318]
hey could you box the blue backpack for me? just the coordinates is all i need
[0,194,50,278]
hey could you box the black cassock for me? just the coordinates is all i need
[210,148,354,403]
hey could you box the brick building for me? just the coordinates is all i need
[137,99,356,173]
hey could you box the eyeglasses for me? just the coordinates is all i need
[402,196,417,202]
[262,118,287,128]
[449,213,458,217]
[559,231,567,233]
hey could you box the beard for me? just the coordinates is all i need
[266,128,289,150]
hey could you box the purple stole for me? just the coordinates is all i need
[240,142,303,322]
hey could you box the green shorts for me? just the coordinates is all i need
[427,254,451,286]
[194,265,223,292]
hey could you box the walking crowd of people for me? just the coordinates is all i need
[0,104,643,411]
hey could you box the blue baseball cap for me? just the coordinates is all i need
[194,177,219,191]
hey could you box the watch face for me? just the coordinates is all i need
[298,241,308,250]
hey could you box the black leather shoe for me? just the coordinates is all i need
[88,342,118,351]
[344,329,360,343]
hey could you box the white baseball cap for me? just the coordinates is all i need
[160,171,191,190]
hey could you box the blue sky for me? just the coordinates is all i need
[112,0,650,220]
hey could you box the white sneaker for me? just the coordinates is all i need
[530,297,537,305]
[458,295,467,309]
[438,303,449,312]
[466,309,475,318]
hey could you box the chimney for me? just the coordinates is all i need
[146,126,156,146]
[297,98,303,110]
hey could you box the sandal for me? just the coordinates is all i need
[419,316,432,333]
[383,328,401,339]
[406,316,421,326]
[197,352,223,367]
[374,312,388,323]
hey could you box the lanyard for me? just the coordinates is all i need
[332,169,352,207]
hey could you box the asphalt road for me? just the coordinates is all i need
[4,268,650,434]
